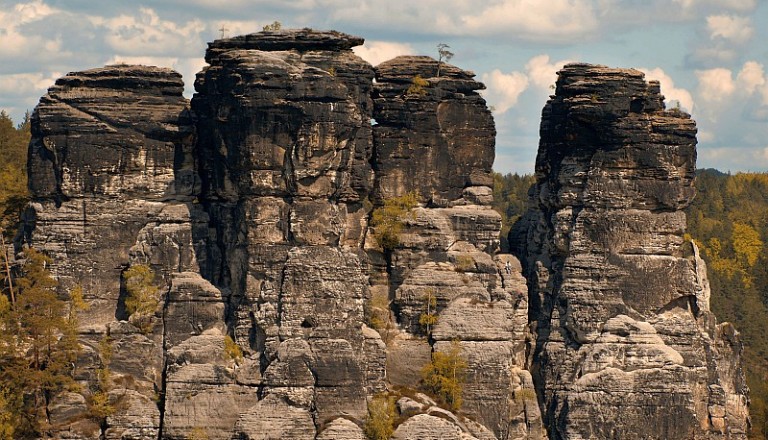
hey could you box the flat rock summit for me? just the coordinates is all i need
[16,29,749,439]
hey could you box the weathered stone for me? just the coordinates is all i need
[316,417,367,440]
[513,63,749,439]
[231,396,316,440]
[391,414,467,440]
[373,56,495,203]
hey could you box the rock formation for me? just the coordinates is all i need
[17,29,542,440]
[14,31,748,440]
[512,63,749,439]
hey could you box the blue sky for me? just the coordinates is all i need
[1,0,766,174]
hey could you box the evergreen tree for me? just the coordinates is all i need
[0,248,81,437]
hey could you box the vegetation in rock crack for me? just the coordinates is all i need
[0,248,82,438]
[88,335,115,421]
[406,75,429,97]
[262,20,282,31]
[419,288,438,336]
[363,393,396,440]
[188,426,211,440]
[368,290,396,344]
[421,339,467,411]
[224,335,244,366]
[122,264,159,334]
[453,255,475,273]
[371,191,419,250]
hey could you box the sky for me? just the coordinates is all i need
[1,0,767,174]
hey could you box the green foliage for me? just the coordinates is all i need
[363,393,396,440]
[491,172,535,252]
[224,335,243,366]
[418,289,438,335]
[262,21,282,31]
[122,264,159,333]
[370,191,419,250]
[0,111,30,235]
[421,340,467,411]
[406,75,429,96]
[0,248,80,437]
[685,169,768,438]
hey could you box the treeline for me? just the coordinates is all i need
[686,169,768,439]
[0,111,30,235]
[491,172,535,252]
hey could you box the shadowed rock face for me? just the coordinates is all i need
[372,55,496,203]
[513,63,749,440]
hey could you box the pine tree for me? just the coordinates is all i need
[0,248,81,437]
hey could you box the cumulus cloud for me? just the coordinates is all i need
[525,54,571,90]
[696,68,736,102]
[461,0,599,40]
[0,0,62,59]
[639,68,695,112]
[706,14,753,43]
[353,41,415,66]
[0,71,61,98]
[481,70,529,114]
[92,8,206,57]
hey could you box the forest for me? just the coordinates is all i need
[1,111,767,438]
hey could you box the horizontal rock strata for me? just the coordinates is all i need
[513,63,749,440]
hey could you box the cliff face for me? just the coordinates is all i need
[18,30,542,440]
[15,33,748,440]
[513,63,749,439]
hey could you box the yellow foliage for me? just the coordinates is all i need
[371,191,419,250]
[421,340,467,411]
[732,222,762,268]
[364,394,396,440]
[419,289,438,335]
[188,427,211,440]
[123,264,159,333]
[406,75,429,96]
[224,335,244,366]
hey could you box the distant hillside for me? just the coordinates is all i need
[686,168,768,439]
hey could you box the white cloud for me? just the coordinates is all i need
[639,67,694,112]
[0,71,61,98]
[0,0,62,59]
[696,68,736,102]
[736,61,765,95]
[353,41,415,66]
[91,8,206,57]
[481,70,529,114]
[706,14,753,44]
[461,0,599,40]
[525,54,571,90]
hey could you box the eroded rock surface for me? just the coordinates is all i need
[17,33,747,440]
[513,63,749,439]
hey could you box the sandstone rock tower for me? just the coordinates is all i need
[19,30,542,439]
[513,63,749,439]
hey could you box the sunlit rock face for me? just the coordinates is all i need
[512,63,749,440]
